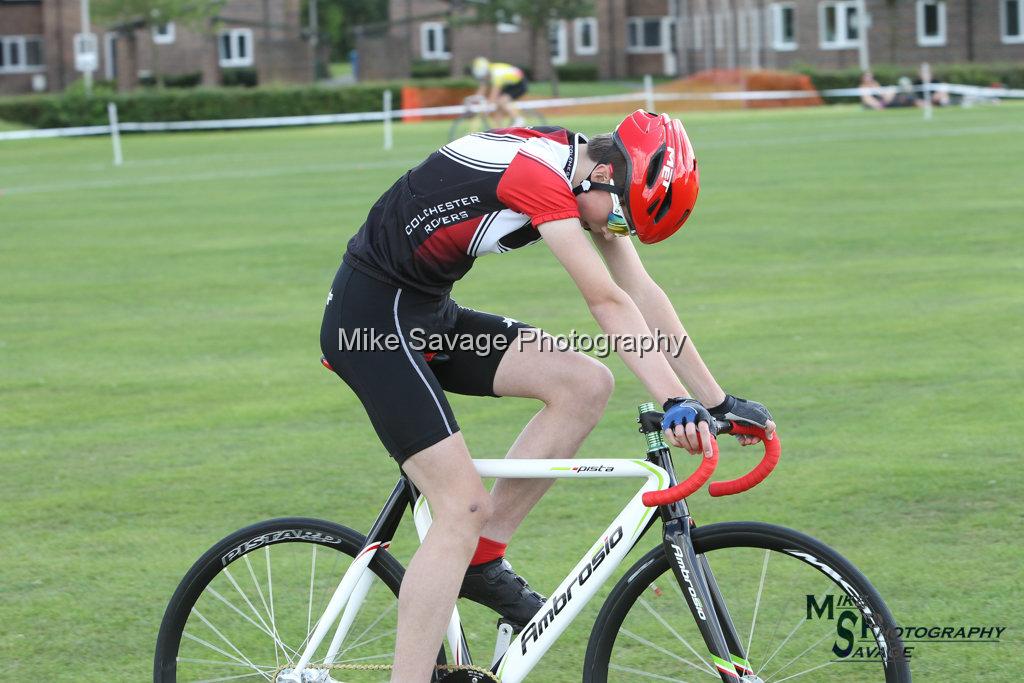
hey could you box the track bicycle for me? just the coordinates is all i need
[155,402,910,682]
[448,96,548,142]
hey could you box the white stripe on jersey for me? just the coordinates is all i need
[470,209,534,257]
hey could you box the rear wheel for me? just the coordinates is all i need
[448,112,492,141]
[584,522,910,682]
[154,517,445,682]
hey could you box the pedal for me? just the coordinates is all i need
[491,619,516,668]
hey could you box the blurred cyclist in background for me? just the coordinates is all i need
[472,56,527,126]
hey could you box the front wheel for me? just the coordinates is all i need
[584,521,910,682]
[154,517,444,682]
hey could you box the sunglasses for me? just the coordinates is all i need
[606,190,631,236]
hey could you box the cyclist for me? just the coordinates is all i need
[320,111,776,682]
[471,56,528,127]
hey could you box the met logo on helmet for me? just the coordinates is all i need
[661,146,676,189]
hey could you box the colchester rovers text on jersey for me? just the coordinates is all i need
[344,127,586,295]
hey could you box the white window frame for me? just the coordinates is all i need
[218,28,253,67]
[419,22,450,60]
[0,35,45,73]
[771,3,797,50]
[549,19,568,65]
[152,21,176,45]
[915,0,946,46]
[496,11,520,33]
[627,16,672,53]
[573,17,598,55]
[819,1,860,49]
[1001,0,1024,43]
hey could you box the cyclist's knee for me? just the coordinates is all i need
[557,355,614,408]
[434,494,493,538]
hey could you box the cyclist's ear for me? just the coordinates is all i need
[589,163,614,184]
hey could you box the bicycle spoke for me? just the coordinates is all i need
[637,595,716,674]
[193,671,271,683]
[619,627,719,678]
[762,628,836,682]
[181,630,266,677]
[747,548,771,657]
[756,580,835,673]
[177,657,276,670]
[609,662,693,682]
[223,568,278,644]
[190,608,271,681]
[264,546,281,668]
[205,587,299,659]
[308,545,317,641]
[770,659,837,683]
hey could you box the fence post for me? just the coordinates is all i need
[921,62,933,121]
[382,89,393,151]
[107,101,123,166]
[644,74,655,113]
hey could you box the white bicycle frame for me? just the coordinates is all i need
[288,457,669,683]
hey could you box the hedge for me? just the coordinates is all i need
[411,60,451,79]
[796,62,1024,102]
[555,62,599,82]
[0,79,475,129]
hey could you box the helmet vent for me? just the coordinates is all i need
[645,146,667,189]
[654,185,674,223]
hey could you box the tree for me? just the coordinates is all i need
[469,0,593,95]
[307,0,389,62]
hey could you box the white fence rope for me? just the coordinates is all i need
[0,82,1020,143]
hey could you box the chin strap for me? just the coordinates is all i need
[573,179,622,196]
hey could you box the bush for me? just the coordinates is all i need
[795,62,1024,102]
[222,68,258,87]
[0,81,484,128]
[411,60,450,79]
[555,62,599,82]
[164,72,203,88]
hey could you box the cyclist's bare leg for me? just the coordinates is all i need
[482,330,613,542]
[496,93,517,126]
[392,432,493,682]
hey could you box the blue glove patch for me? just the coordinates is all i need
[662,404,698,431]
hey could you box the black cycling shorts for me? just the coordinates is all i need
[500,80,527,100]
[320,262,532,464]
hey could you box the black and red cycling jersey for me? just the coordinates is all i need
[344,126,587,295]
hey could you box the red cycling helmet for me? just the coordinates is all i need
[613,110,700,244]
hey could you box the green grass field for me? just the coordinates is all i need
[2,103,1022,681]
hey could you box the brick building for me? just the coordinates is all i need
[0,0,314,95]
[356,0,1024,81]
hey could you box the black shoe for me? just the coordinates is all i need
[459,557,546,628]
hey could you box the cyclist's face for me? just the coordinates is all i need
[577,164,619,240]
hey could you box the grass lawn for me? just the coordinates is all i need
[1,103,1022,681]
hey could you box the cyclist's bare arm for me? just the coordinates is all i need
[592,233,724,405]
[594,233,776,443]
[539,218,712,455]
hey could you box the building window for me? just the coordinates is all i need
[771,3,797,50]
[152,22,175,45]
[627,17,671,53]
[915,1,946,45]
[420,22,449,60]
[573,17,598,55]
[549,20,568,65]
[819,1,860,49]
[0,36,45,73]
[713,12,726,48]
[496,11,520,33]
[218,28,253,67]
[1002,0,1024,42]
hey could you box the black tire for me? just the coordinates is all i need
[154,517,444,682]
[584,521,910,682]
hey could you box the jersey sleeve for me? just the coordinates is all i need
[496,150,580,228]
